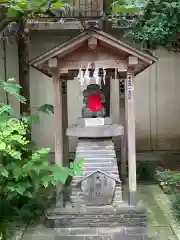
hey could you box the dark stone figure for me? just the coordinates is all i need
[82,84,106,118]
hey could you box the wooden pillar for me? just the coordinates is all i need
[121,122,127,183]
[48,58,63,167]
[120,80,127,182]
[61,79,69,166]
[102,74,110,117]
[125,70,137,205]
[18,22,30,117]
[110,77,120,125]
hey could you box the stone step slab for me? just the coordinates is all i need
[80,158,117,163]
[82,167,119,172]
[77,142,114,147]
[76,153,116,158]
[76,149,116,153]
[82,163,117,168]
[82,157,117,161]
[77,144,115,151]
[46,206,147,228]
[76,148,116,152]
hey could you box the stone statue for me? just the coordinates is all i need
[82,84,106,118]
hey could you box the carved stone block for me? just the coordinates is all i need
[80,170,116,206]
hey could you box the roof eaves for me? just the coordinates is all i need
[29,30,90,66]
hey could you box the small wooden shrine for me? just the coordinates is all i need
[29,29,157,205]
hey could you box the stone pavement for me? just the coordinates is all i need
[13,184,178,240]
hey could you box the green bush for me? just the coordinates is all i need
[0,78,84,239]
[156,169,180,221]
[172,194,180,221]
[156,170,180,194]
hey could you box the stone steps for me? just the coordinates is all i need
[68,138,122,209]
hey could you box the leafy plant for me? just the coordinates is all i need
[156,170,180,194]
[130,0,180,49]
[110,0,141,14]
[1,0,74,20]
[0,78,84,239]
[156,169,180,221]
[0,0,67,19]
[172,194,180,220]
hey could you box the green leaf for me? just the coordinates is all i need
[22,115,40,125]
[0,142,6,150]
[37,104,54,115]
[41,175,52,187]
[0,165,9,177]
[16,186,26,195]
[9,150,21,159]
[70,158,84,175]
[12,166,23,180]
[52,1,64,8]
[0,104,14,116]
[23,191,33,198]
[31,148,51,160]
[50,165,70,184]
[0,80,26,103]
[7,7,20,18]
[112,4,140,13]
[11,4,24,12]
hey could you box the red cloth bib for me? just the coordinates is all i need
[87,93,102,111]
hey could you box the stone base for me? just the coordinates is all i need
[52,226,148,240]
[46,205,147,227]
[66,124,124,137]
[82,106,106,118]
[77,117,112,127]
[45,205,148,239]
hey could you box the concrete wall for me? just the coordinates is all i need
[135,48,180,151]
[29,32,80,151]
[1,34,180,152]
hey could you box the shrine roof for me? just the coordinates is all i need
[29,29,157,77]
[77,169,121,184]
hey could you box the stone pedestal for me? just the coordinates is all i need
[45,117,147,238]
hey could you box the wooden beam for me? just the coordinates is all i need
[49,59,63,167]
[93,31,155,65]
[88,37,97,50]
[128,56,138,66]
[18,22,30,117]
[125,71,137,205]
[58,59,127,73]
[31,31,91,67]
